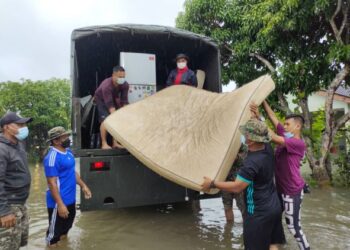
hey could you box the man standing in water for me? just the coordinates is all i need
[0,112,33,250]
[202,119,286,250]
[251,101,310,250]
[43,127,92,247]
[221,144,247,222]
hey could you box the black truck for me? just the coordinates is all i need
[70,24,221,211]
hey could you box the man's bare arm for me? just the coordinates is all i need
[201,177,249,193]
[262,101,280,128]
[268,127,285,146]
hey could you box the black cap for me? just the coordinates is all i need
[175,53,189,62]
[285,113,305,124]
[0,112,33,127]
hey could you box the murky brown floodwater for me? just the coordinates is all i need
[25,163,350,250]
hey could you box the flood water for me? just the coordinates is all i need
[26,163,350,250]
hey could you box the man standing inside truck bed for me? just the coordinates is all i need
[166,53,197,87]
[94,66,129,149]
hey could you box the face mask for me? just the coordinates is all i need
[15,127,29,141]
[61,139,71,148]
[284,132,294,138]
[240,135,246,145]
[177,62,187,69]
[284,125,297,138]
[117,78,125,84]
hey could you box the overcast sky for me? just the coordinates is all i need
[0,0,235,91]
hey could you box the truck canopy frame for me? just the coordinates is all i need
[71,24,221,150]
[71,24,221,98]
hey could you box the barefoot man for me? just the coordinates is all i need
[94,66,129,149]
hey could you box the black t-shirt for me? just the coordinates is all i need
[237,143,280,216]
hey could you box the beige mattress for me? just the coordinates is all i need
[104,74,275,194]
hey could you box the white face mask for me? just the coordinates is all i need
[177,62,187,69]
[117,78,125,84]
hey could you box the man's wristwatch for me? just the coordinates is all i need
[209,180,216,189]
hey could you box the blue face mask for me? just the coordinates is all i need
[240,135,246,145]
[284,125,298,139]
[15,127,29,141]
[284,132,294,138]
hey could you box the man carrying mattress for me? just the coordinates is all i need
[202,119,286,250]
[251,101,310,250]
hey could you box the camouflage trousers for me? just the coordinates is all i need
[222,190,246,216]
[0,204,29,250]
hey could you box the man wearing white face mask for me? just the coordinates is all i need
[0,111,32,250]
[250,101,310,250]
[166,53,197,87]
[94,66,129,149]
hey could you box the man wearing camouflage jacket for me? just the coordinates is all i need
[221,144,247,222]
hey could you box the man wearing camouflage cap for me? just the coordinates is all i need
[251,101,310,250]
[202,118,285,250]
[42,126,92,247]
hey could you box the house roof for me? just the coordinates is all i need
[316,86,350,104]
[335,86,350,97]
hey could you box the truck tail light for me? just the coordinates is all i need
[90,161,110,171]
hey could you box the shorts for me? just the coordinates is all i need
[96,102,110,123]
[222,190,246,215]
[243,209,286,250]
[46,203,76,245]
[0,204,29,250]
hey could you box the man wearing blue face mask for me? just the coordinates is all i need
[94,66,129,149]
[0,111,32,250]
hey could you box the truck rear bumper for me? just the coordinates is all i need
[78,153,201,211]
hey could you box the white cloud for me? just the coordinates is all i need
[0,0,185,82]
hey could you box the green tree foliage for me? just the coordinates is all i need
[177,0,345,93]
[177,0,350,183]
[0,78,71,160]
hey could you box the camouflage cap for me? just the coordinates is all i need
[239,119,271,143]
[47,126,71,142]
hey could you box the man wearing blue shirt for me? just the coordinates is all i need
[43,127,91,247]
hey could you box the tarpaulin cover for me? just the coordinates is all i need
[104,74,275,194]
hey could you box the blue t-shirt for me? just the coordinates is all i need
[43,147,76,208]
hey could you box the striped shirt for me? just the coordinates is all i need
[43,147,76,208]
